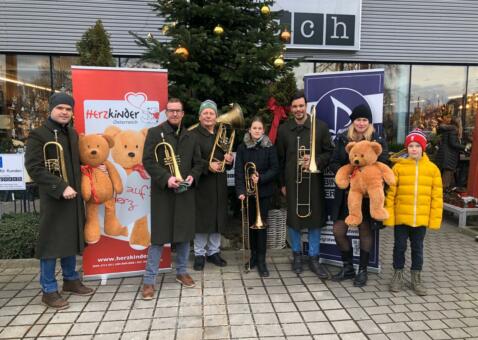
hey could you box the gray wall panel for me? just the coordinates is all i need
[1,0,478,64]
[0,0,165,55]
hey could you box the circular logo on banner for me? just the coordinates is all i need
[312,88,370,138]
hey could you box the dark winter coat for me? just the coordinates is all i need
[328,131,389,222]
[235,133,279,199]
[276,116,333,230]
[143,122,203,245]
[24,119,85,259]
[434,124,465,171]
[190,125,230,234]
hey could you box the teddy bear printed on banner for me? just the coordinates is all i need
[335,140,396,227]
[124,92,164,125]
[104,125,151,250]
[79,133,127,244]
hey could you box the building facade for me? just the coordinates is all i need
[1,0,477,150]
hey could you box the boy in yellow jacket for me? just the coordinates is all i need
[384,129,443,295]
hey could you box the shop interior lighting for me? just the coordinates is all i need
[0,76,57,92]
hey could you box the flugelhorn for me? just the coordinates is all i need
[43,129,69,184]
[154,132,183,181]
[245,162,266,229]
[296,105,320,218]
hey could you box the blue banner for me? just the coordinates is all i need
[304,69,385,271]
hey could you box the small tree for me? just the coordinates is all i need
[76,19,115,66]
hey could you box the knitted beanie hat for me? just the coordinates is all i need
[405,128,427,150]
[198,99,218,116]
[49,92,74,112]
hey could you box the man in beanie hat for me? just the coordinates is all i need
[189,99,233,270]
[385,128,442,296]
[25,92,93,310]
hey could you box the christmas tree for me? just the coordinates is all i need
[134,0,297,125]
[77,20,115,67]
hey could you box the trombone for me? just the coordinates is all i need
[296,105,320,218]
[241,162,266,273]
[154,132,183,181]
[43,129,69,184]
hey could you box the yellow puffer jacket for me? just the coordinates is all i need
[384,153,443,229]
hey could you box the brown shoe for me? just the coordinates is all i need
[176,274,195,288]
[62,279,95,296]
[42,291,69,310]
[142,284,155,300]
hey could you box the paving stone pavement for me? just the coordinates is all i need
[0,219,478,340]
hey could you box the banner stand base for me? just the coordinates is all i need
[320,258,381,274]
[83,267,172,283]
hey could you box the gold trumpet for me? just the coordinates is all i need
[154,132,184,181]
[43,129,68,184]
[189,103,244,173]
[296,105,319,218]
[245,162,266,230]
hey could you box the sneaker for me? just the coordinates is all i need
[42,291,69,310]
[62,279,95,296]
[142,284,154,300]
[206,253,227,267]
[176,274,196,288]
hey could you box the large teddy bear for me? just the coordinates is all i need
[104,125,151,249]
[335,140,396,227]
[79,134,127,244]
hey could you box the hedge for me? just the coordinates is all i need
[0,213,39,259]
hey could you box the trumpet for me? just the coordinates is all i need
[245,162,266,230]
[296,105,320,218]
[154,132,184,181]
[43,129,68,184]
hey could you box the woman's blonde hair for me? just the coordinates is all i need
[347,123,375,142]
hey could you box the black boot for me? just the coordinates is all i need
[257,253,269,277]
[309,256,330,280]
[332,251,355,282]
[353,249,369,287]
[247,250,257,270]
[292,252,303,274]
[193,255,205,271]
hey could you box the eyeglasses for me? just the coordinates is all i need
[166,109,183,114]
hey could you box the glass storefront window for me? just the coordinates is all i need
[293,62,314,89]
[409,65,467,138]
[52,56,79,93]
[374,64,411,145]
[465,67,478,144]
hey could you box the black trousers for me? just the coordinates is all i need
[247,196,270,255]
[393,225,427,270]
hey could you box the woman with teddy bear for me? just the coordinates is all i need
[329,104,389,287]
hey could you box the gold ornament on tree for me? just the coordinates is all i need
[260,4,270,15]
[161,25,170,34]
[174,46,189,60]
[280,28,291,43]
[213,24,224,36]
[274,55,284,68]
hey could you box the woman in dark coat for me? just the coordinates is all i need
[235,116,279,277]
[434,114,466,189]
[189,100,233,271]
[25,93,92,310]
[329,104,388,287]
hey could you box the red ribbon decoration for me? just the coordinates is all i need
[80,165,99,203]
[350,166,361,179]
[131,164,150,180]
[267,97,289,144]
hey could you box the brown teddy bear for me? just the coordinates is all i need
[335,140,396,227]
[104,125,151,249]
[79,134,127,244]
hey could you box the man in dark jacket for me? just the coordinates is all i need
[276,90,334,279]
[190,100,232,271]
[141,98,203,300]
[25,92,93,310]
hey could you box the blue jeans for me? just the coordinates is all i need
[144,242,190,284]
[393,225,427,270]
[40,256,79,293]
[288,227,321,257]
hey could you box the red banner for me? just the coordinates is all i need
[72,66,171,279]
